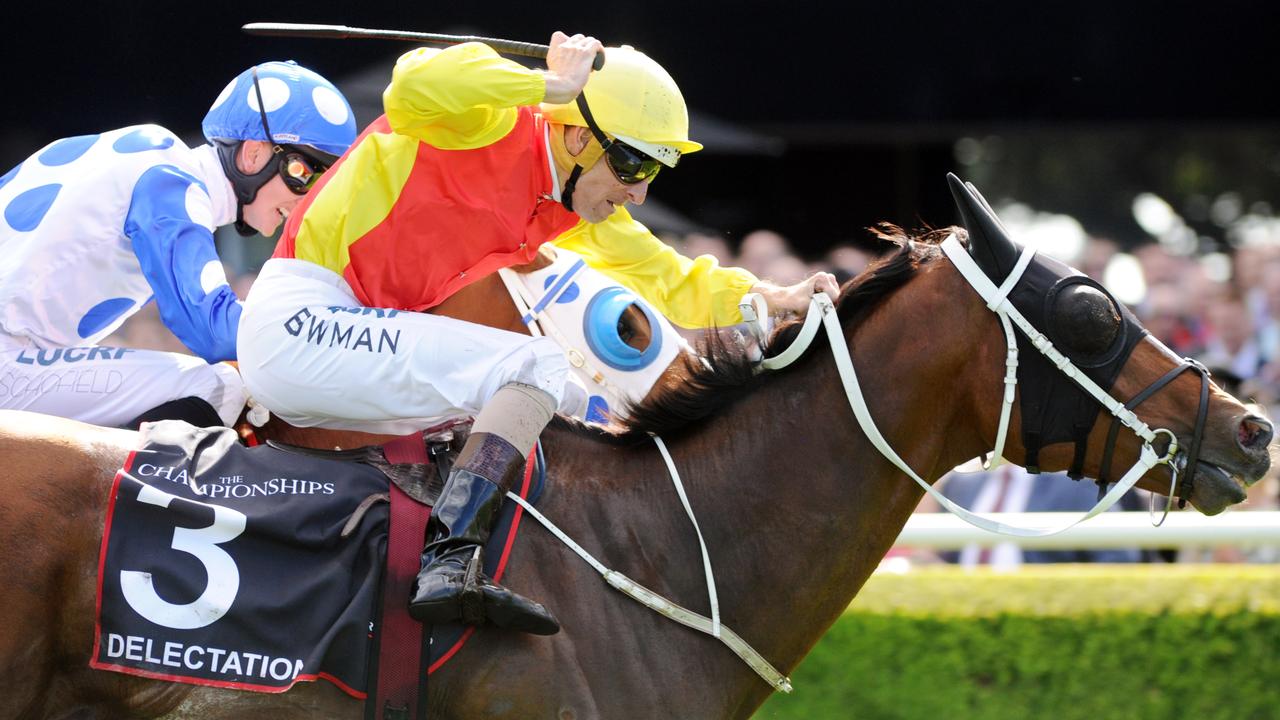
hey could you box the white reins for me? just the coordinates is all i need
[754,234,1180,537]
[510,235,1182,694]
[508,435,793,693]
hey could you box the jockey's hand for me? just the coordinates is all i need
[544,32,604,104]
[750,272,841,316]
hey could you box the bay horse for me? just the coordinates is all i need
[1,183,1271,719]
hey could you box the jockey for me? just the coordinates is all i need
[236,33,838,635]
[0,61,356,429]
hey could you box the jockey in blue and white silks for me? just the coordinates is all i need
[0,61,356,429]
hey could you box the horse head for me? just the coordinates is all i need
[945,173,1272,515]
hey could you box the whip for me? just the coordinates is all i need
[242,23,605,70]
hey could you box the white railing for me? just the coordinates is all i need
[894,511,1280,549]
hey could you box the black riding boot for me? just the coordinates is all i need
[408,432,559,635]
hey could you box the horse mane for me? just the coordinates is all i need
[553,225,960,443]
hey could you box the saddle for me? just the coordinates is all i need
[264,421,468,510]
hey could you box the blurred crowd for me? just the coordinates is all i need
[1076,236,1280,515]
[1129,240,1280,413]
[666,229,874,291]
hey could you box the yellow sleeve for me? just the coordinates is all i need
[553,208,758,329]
[383,43,547,149]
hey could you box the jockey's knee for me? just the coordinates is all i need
[207,362,248,426]
[495,336,570,407]
[501,337,587,415]
[144,361,245,428]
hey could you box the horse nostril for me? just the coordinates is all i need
[1238,415,1274,451]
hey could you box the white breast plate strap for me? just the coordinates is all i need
[984,310,1018,470]
[653,436,721,637]
[507,491,793,693]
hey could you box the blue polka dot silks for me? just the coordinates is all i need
[0,60,354,428]
[0,124,239,356]
[0,124,248,427]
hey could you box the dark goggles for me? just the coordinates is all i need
[575,93,662,185]
[601,140,661,185]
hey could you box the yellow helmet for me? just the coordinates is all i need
[540,45,702,168]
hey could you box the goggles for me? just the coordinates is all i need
[601,140,661,185]
[277,151,324,195]
[575,94,661,185]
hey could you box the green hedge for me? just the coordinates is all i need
[754,566,1280,720]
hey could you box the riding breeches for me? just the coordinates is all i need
[236,258,571,434]
[0,335,245,427]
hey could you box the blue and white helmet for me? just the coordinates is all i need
[202,60,356,160]
[202,61,356,235]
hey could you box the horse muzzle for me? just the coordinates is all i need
[1182,412,1273,516]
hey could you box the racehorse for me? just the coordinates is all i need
[1,182,1271,719]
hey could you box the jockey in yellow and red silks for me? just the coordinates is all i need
[237,32,837,637]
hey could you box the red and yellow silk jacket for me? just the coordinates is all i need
[275,42,756,328]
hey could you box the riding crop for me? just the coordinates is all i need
[242,23,606,70]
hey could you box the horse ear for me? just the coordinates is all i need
[947,173,1020,283]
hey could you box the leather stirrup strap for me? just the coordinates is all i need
[369,483,431,720]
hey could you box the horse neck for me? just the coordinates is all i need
[557,259,997,708]
[429,273,528,335]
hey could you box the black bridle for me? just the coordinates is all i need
[1096,358,1210,506]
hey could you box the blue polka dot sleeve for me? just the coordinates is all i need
[124,164,241,362]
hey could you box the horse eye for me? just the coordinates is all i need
[1050,284,1121,357]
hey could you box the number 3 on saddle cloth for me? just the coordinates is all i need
[91,420,544,699]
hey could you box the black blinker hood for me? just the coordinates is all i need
[947,173,1148,476]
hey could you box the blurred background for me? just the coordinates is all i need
[6,1,1279,251]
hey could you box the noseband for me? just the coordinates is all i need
[1097,357,1209,509]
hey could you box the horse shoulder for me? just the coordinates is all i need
[0,408,136,446]
[0,410,135,476]
[0,410,135,541]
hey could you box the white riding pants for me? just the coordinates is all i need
[0,336,245,427]
[237,259,571,435]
